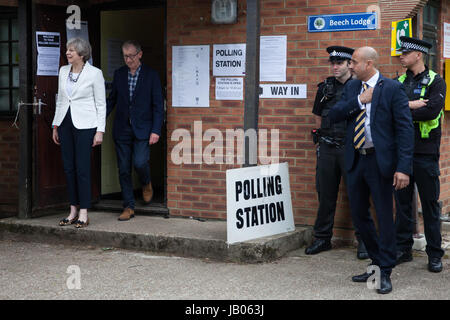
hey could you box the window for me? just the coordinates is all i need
[0,8,19,116]
[423,0,439,70]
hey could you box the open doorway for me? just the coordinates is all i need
[98,6,167,211]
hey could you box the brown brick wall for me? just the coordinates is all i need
[166,0,450,241]
[0,120,19,218]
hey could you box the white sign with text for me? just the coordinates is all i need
[213,43,246,76]
[226,163,295,244]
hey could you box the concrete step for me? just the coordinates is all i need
[0,211,311,263]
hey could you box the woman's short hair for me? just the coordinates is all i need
[67,37,92,63]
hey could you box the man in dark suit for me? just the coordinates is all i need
[107,40,164,221]
[328,47,414,294]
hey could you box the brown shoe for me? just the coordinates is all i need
[142,183,153,204]
[118,208,135,221]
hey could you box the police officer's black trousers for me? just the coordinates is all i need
[314,143,361,240]
[394,154,444,259]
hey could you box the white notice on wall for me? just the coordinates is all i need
[260,84,307,99]
[172,45,210,107]
[226,162,295,244]
[215,77,243,100]
[260,35,287,82]
[36,31,60,76]
[213,43,246,76]
[444,23,450,59]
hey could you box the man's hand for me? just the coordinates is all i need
[149,133,160,145]
[359,87,374,104]
[393,172,410,190]
[92,132,104,147]
[409,99,428,110]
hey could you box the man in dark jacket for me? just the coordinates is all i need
[107,40,164,221]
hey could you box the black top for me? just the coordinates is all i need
[312,76,351,116]
[400,67,446,155]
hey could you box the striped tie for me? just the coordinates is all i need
[353,83,368,149]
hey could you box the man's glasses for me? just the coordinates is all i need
[123,51,140,60]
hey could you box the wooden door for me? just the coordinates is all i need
[31,1,101,212]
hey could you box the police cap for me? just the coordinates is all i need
[326,46,354,61]
[399,36,432,54]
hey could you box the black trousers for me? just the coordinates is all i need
[394,154,444,259]
[347,152,396,274]
[314,143,361,241]
[58,109,96,209]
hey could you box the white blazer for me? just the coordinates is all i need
[52,62,106,132]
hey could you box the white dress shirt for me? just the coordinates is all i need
[357,71,379,148]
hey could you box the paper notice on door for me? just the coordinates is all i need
[36,31,61,76]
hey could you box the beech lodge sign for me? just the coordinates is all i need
[308,13,377,32]
[226,163,295,244]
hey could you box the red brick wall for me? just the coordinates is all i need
[166,0,450,242]
[0,120,19,218]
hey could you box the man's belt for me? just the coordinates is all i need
[357,147,375,155]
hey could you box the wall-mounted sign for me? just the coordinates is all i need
[226,163,295,244]
[213,44,246,76]
[172,45,210,107]
[259,84,307,99]
[308,13,377,32]
[260,35,287,82]
[444,23,450,59]
[391,18,412,56]
[215,77,243,100]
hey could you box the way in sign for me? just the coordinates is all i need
[270,86,300,96]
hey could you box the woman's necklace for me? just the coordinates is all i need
[69,63,85,83]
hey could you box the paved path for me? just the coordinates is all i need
[1,236,448,300]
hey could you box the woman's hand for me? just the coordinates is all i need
[52,127,60,145]
[92,131,104,147]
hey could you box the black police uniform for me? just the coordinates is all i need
[394,66,446,261]
[311,76,362,242]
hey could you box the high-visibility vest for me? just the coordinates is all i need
[398,70,443,138]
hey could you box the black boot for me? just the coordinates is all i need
[396,250,413,265]
[305,239,332,255]
[357,240,369,260]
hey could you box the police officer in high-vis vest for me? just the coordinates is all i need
[306,46,368,259]
[395,36,446,272]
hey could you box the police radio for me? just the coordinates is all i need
[320,78,336,102]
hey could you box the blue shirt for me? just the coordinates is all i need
[128,64,142,101]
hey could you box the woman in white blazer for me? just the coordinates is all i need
[52,37,106,228]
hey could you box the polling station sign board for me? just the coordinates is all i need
[259,84,307,99]
[226,163,295,244]
[308,13,377,32]
[213,43,246,76]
